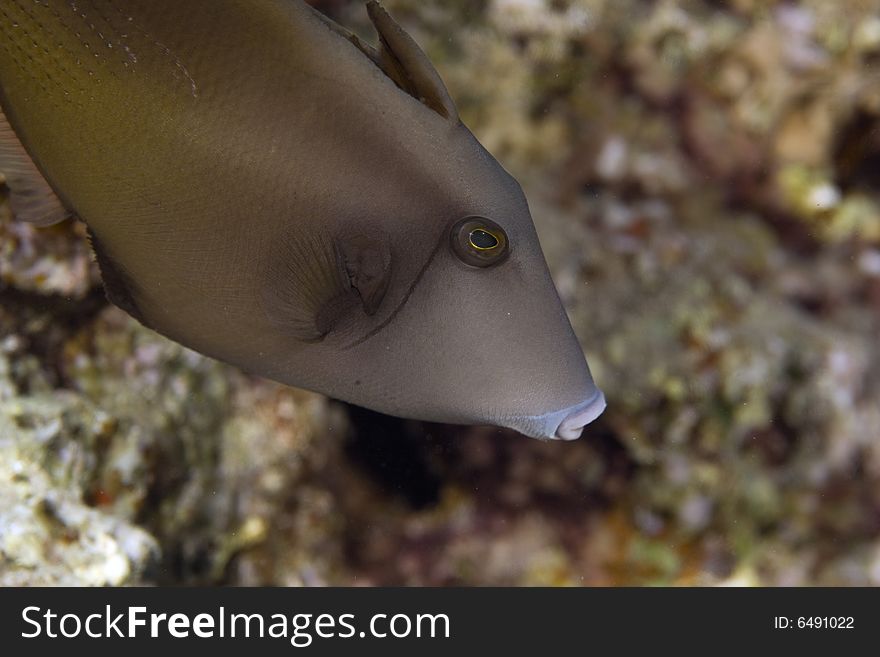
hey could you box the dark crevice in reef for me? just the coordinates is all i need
[342,403,449,509]
[342,401,633,514]
[340,412,634,583]
[833,109,880,194]
[0,284,107,390]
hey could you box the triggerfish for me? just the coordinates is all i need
[0,0,605,439]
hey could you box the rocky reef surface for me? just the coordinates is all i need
[1,0,879,585]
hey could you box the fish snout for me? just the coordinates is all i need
[510,388,607,440]
[553,390,607,440]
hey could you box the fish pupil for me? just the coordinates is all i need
[469,229,499,250]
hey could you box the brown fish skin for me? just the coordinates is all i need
[0,0,605,439]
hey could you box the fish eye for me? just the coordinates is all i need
[469,229,499,250]
[451,217,509,267]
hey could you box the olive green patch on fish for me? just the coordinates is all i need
[0,0,606,440]
[0,106,70,227]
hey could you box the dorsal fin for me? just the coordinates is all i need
[0,106,71,227]
[365,1,459,122]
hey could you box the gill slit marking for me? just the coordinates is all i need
[342,229,448,350]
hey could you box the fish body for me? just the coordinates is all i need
[0,0,605,439]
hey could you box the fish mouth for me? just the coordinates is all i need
[553,389,607,440]
[510,388,607,440]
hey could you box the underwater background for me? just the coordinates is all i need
[1,0,879,585]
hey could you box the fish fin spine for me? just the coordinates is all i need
[365,1,459,122]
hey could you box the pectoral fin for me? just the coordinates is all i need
[262,228,393,342]
[0,107,71,226]
[366,1,459,122]
[337,232,392,316]
[261,230,350,342]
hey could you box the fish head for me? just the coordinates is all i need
[335,129,605,440]
[213,2,606,440]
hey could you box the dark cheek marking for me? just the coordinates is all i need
[342,229,449,350]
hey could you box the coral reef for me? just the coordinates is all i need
[0,243,348,584]
[2,0,879,586]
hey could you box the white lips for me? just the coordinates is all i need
[554,389,607,440]
[510,388,607,440]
